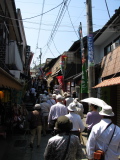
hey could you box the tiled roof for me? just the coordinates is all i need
[93,76,120,88]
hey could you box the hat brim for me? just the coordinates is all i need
[99,111,114,117]
[67,106,77,112]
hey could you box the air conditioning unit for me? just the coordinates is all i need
[111,42,119,51]
[111,43,115,50]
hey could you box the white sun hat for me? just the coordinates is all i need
[99,106,114,117]
[67,102,77,112]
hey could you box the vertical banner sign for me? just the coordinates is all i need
[79,22,88,93]
[56,76,64,89]
[60,55,68,76]
[87,34,94,66]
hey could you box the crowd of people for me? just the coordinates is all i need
[27,90,120,160]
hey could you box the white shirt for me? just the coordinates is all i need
[65,112,85,132]
[48,102,68,123]
[65,97,74,107]
[86,118,120,160]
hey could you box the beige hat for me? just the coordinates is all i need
[67,102,77,112]
[52,94,56,98]
[34,104,41,110]
[56,94,63,100]
[99,106,114,117]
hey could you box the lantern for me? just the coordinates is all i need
[0,91,4,99]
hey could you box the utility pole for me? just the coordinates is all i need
[37,47,42,68]
[86,0,96,97]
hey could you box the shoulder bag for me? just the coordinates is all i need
[62,134,71,160]
[94,123,116,160]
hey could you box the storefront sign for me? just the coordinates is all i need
[87,34,94,66]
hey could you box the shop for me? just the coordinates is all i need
[0,68,26,136]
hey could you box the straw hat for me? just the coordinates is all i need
[99,106,114,117]
[55,116,73,132]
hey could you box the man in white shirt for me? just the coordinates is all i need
[86,106,120,160]
[48,94,68,130]
[65,102,85,139]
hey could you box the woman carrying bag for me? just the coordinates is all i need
[44,116,84,160]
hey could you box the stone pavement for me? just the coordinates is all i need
[0,116,88,160]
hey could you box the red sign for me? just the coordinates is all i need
[56,76,63,87]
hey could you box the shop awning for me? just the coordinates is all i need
[93,76,120,88]
[0,67,23,90]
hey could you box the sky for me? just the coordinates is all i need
[14,0,120,67]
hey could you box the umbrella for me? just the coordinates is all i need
[80,97,110,108]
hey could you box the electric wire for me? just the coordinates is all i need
[47,44,55,57]
[105,0,111,18]
[42,0,71,60]
[73,4,86,23]
[36,0,45,50]
[66,4,79,38]
[52,39,61,55]
[1,21,120,30]
[42,0,69,59]
[0,2,64,21]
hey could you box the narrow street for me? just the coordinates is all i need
[0,101,88,160]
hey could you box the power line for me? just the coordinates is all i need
[105,0,111,18]
[43,0,71,58]
[36,0,45,49]
[66,4,79,38]
[0,21,119,32]
[0,2,64,21]
[52,39,61,55]
[42,0,69,58]
[47,44,56,57]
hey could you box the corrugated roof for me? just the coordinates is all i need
[93,76,120,88]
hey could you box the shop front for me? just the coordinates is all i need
[0,68,24,136]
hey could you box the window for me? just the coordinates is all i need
[104,36,120,56]
[104,43,112,56]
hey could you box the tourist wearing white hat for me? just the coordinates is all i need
[48,94,68,130]
[73,98,84,119]
[65,102,85,139]
[86,106,120,160]
[28,104,42,148]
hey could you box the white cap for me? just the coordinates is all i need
[56,94,63,100]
